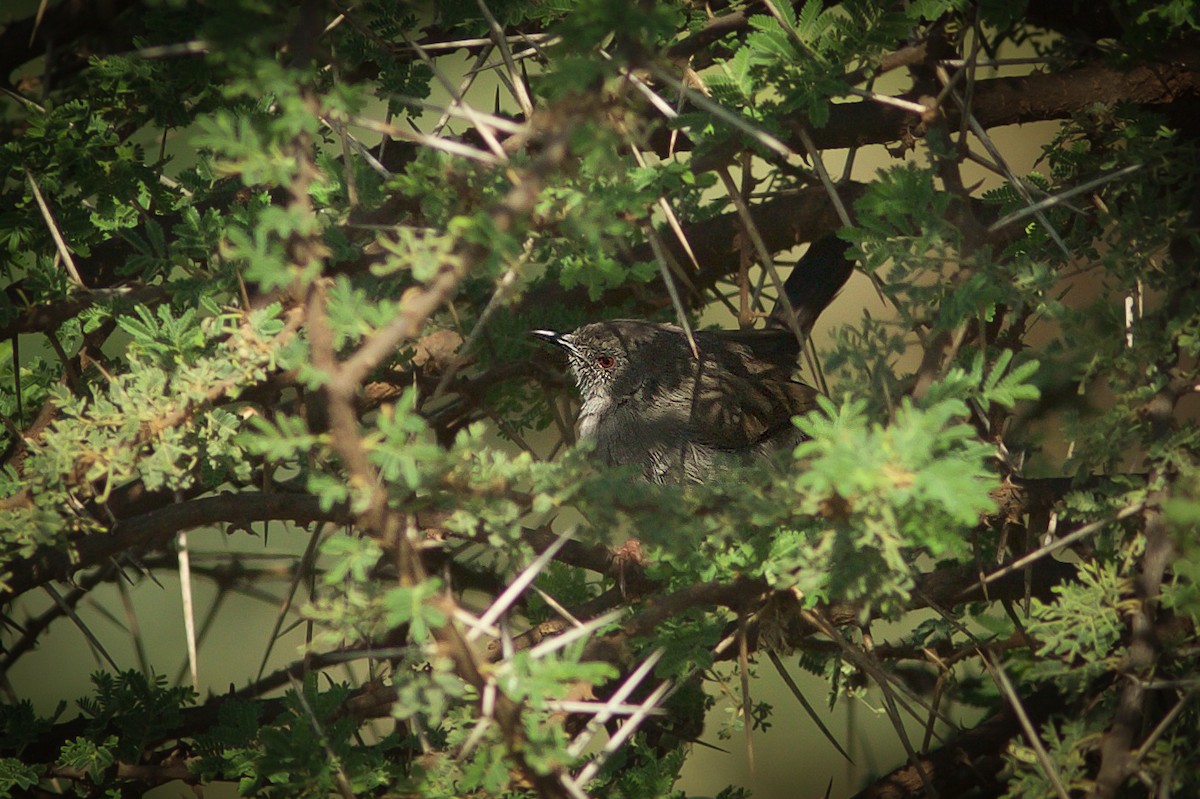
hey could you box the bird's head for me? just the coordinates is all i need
[533,324,627,403]
[533,321,672,404]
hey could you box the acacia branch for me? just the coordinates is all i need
[824,52,1200,148]
[657,47,1200,171]
[0,0,144,88]
[0,492,347,605]
[302,78,591,798]
[851,688,1065,799]
[335,120,572,388]
[9,48,1196,338]
[502,554,1081,668]
[0,285,167,340]
[1093,509,1176,795]
[18,648,402,765]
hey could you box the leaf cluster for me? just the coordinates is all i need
[1,1,1199,799]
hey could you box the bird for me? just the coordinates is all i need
[534,235,854,483]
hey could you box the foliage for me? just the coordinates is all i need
[1,1,1198,798]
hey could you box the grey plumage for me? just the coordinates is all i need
[535,235,854,483]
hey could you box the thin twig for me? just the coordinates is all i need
[860,622,939,798]
[956,14,986,144]
[456,682,496,760]
[1128,689,1194,769]
[574,680,672,785]
[397,30,506,158]
[646,228,700,358]
[967,503,1144,597]
[256,523,325,683]
[983,650,1071,799]
[114,578,150,675]
[567,648,665,757]
[738,608,756,777]
[988,164,1142,233]
[323,113,392,179]
[548,701,666,715]
[651,67,797,162]
[172,587,232,688]
[346,115,503,165]
[451,607,501,639]
[398,33,556,53]
[947,87,1072,259]
[531,586,582,627]
[436,46,496,137]
[794,125,852,228]
[845,87,928,114]
[177,529,199,690]
[44,329,82,395]
[767,650,853,763]
[388,95,529,134]
[127,40,210,59]
[44,583,120,671]
[335,124,569,390]
[288,676,359,799]
[25,169,85,288]
[801,609,957,730]
[431,250,528,401]
[715,167,810,355]
[614,83,740,317]
[467,528,575,640]
[476,0,533,118]
[939,56,1058,67]
[526,609,624,662]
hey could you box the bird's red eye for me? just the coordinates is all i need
[595,354,616,369]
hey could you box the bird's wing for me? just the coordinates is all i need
[683,360,818,451]
[708,328,801,369]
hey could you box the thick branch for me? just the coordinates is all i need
[851,688,1065,799]
[0,286,167,340]
[0,0,143,88]
[0,493,347,605]
[1093,501,1176,795]
[667,48,1200,169]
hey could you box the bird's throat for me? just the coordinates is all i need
[577,394,613,440]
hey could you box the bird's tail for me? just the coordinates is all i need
[769,234,855,334]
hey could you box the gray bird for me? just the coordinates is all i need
[534,235,854,483]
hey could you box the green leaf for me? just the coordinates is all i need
[321,535,382,584]
[0,758,41,797]
[381,580,446,641]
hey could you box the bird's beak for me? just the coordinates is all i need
[531,329,581,357]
